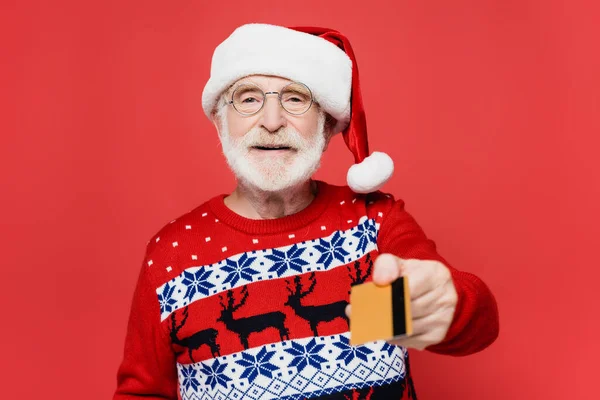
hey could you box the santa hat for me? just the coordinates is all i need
[202,23,394,193]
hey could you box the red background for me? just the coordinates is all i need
[2,0,598,398]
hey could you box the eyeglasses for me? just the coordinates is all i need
[226,82,314,116]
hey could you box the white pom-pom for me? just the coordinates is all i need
[346,151,394,193]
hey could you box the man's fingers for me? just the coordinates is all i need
[387,311,449,350]
[373,255,435,298]
[409,306,452,335]
[409,287,444,319]
[388,334,429,351]
[404,260,449,300]
[372,253,402,286]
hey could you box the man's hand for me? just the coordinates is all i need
[346,253,458,350]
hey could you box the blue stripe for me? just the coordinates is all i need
[157,218,380,321]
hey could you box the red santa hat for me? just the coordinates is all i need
[202,23,394,193]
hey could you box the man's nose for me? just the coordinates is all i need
[259,94,286,133]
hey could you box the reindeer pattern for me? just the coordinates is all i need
[168,253,375,363]
[285,254,373,336]
[218,285,290,349]
[170,307,221,362]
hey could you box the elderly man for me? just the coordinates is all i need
[114,24,499,399]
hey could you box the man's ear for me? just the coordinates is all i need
[211,110,223,138]
[323,114,338,151]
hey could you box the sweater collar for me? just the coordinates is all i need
[208,180,332,235]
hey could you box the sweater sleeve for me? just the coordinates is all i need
[375,196,499,356]
[113,258,178,399]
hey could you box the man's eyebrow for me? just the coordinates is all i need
[224,80,259,97]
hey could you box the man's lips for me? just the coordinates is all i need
[251,145,294,151]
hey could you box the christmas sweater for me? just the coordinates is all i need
[114,181,499,400]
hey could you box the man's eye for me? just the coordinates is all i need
[282,91,309,103]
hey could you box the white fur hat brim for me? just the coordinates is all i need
[202,24,352,134]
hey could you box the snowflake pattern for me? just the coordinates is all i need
[284,338,327,372]
[236,347,278,382]
[199,358,231,390]
[380,341,398,358]
[180,365,200,392]
[222,253,259,286]
[352,219,378,253]
[266,244,309,276]
[157,218,381,321]
[182,269,215,300]
[158,282,177,314]
[314,231,350,268]
[176,333,407,400]
[333,335,374,365]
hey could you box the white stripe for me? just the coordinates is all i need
[157,218,380,321]
[177,333,406,400]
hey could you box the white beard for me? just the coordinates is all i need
[218,107,327,192]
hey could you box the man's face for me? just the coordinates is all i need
[213,75,331,192]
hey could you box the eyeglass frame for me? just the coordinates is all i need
[225,81,315,116]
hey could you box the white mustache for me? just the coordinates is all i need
[218,108,328,192]
[238,127,307,151]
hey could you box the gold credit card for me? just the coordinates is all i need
[349,277,412,345]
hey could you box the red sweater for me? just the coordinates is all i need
[114,181,499,399]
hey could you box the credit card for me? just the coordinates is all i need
[349,277,412,345]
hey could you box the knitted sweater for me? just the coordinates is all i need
[114,181,499,400]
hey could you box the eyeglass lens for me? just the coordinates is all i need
[232,83,312,115]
